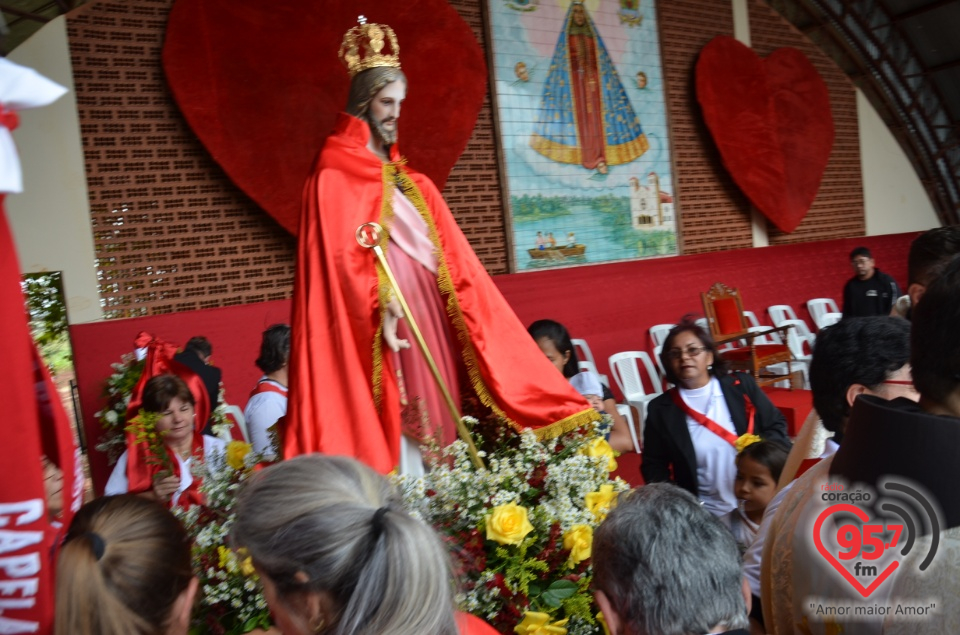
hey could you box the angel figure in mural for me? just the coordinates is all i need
[530,0,648,174]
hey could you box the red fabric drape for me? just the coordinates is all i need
[0,191,78,634]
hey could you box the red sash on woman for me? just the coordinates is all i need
[124,332,211,508]
[669,384,755,447]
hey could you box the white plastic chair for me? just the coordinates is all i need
[777,319,814,388]
[571,338,609,388]
[768,305,815,341]
[743,310,761,329]
[767,305,799,327]
[649,324,674,348]
[807,298,840,330]
[820,312,842,328]
[615,403,641,454]
[652,343,667,381]
[608,351,664,443]
[223,403,249,442]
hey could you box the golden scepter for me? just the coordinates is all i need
[356,222,484,470]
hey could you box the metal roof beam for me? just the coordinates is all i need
[891,0,956,23]
[0,4,51,23]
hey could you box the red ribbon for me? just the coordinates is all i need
[669,383,754,448]
[0,106,19,131]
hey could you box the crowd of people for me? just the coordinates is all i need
[44,226,960,634]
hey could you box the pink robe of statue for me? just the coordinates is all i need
[386,189,460,448]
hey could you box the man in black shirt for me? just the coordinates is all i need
[841,246,900,318]
[173,336,222,434]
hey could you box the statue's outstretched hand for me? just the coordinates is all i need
[383,299,411,353]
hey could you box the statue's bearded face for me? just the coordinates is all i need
[366,79,406,146]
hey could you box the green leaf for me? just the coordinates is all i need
[541,579,578,607]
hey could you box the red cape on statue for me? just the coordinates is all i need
[286,114,597,473]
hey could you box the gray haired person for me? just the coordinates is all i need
[593,483,750,635]
[230,454,461,635]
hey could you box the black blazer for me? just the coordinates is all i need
[640,373,790,497]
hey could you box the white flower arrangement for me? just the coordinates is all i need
[395,415,629,635]
[175,443,271,635]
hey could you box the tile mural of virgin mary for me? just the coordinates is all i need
[530,1,648,175]
[488,0,678,270]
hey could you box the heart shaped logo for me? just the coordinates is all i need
[695,36,834,234]
[812,503,900,598]
[162,0,487,234]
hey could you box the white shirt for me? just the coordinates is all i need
[243,378,287,459]
[679,377,738,516]
[105,435,225,506]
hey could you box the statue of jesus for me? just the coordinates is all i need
[286,18,597,474]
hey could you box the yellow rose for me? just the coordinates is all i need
[226,440,252,471]
[485,502,534,546]
[580,437,618,473]
[514,611,569,635]
[562,524,593,564]
[585,484,618,520]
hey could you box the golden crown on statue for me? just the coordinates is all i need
[339,16,401,77]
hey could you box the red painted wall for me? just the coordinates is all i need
[73,231,916,491]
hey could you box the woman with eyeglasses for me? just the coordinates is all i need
[640,316,789,516]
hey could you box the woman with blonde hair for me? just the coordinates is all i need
[231,454,496,635]
[55,494,197,635]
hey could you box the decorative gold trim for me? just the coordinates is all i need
[371,164,398,412]
[373,161,597,439]
[532,407,602,440]
[389,164,521,427]
[530,133,582,164]
[529,132,649,166]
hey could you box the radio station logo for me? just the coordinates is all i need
[813,479,940,598]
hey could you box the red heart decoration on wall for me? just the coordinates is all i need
[695,36,834,234]
[162,0,487,235]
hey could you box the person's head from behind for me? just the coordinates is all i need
[849,246,875,281]
[570,371,605,412]
[528,319,579,378]
[660,315,728,389]
[809,317,915,443]
[184,336,212,363]
[230,455,457,635]
[911,254,960,416]
[735,441,788,517]
[142,375,196,447]
[593,483,748,635]
[55,495,196,635]
[346,67,407,147]
[906,225,960,308]
[256,323,292,374]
